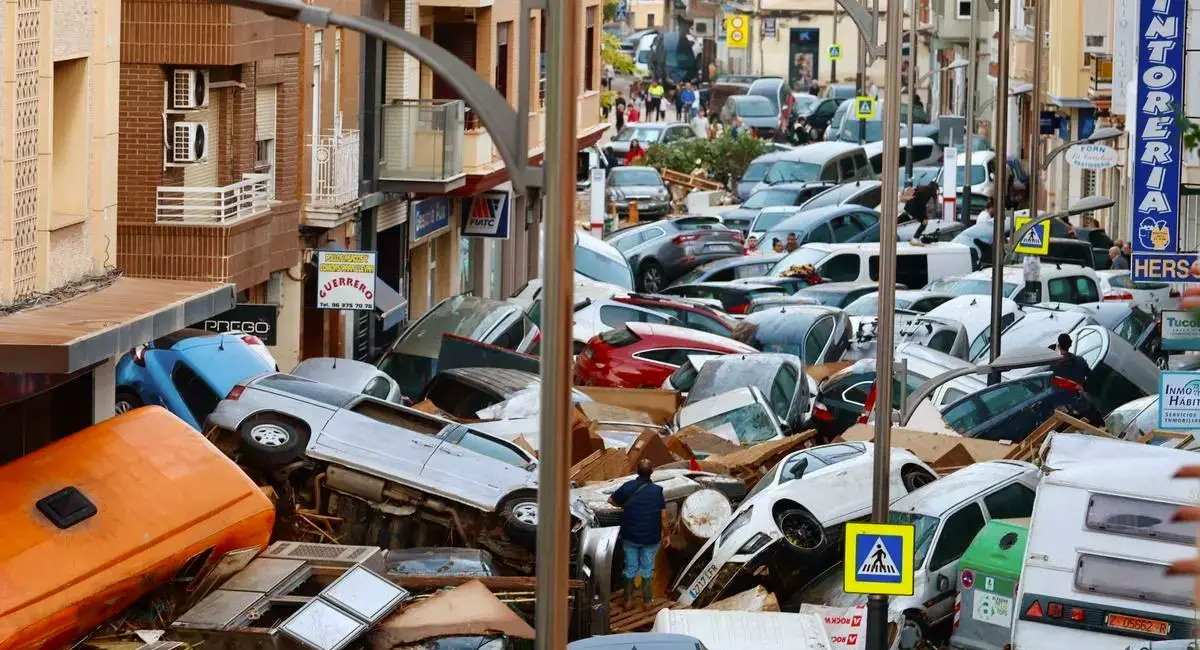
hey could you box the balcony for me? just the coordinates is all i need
[156,174,273,225]
[380,99,466,193]
[306,130,362,228]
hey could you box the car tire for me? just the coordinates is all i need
[639,261,665,293]
[899,611,930,650]
[115,390,142,415]
[775,506,825,552]
[501,492,539,543]
[1155,353,1170,370]
[238,414,308,469]
[901,465,937,492]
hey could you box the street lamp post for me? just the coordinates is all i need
[987,0,1013,384]
[904,0,917,186]
[962,0,978,212]
[1028,0,1047,213]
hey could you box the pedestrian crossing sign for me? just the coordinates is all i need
[843,522,916,595]
[854,96,876,120]
[828,43,843,60]
[1013,215,1050,255]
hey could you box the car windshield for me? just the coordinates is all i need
[742,161,774,183]
[844,293,915,315]
[903,168,940,186]
[636,49,650,63]
[744,189,801,209]
[841,120,884,142]
[690,402,779,445]
[737,98,777,117]
[610,169,662,186]
[890,511,941,568]
[924,278,1019,297]
[793,95,818,114]
[764,162,821,184]
[954,164,988,186]
[675,260,732,284]
[1105,396,1156,439]
[615,126,665,143]
[752,210,799,233]
[394,296,516,359]
[769,248,831,275]
[577,244,634,289]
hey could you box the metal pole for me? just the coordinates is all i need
[987,0,1012,383]
[868,0,903,641]
[832,4,839,83]
[962,0,977,219]
[856,8,868,144]
[1028,0,1045,214]
[904,0,916,185]
[536,2,579,649]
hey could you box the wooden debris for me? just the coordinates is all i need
[671,425,743,458]
[608,596,678,633]
[840,424,1012,473]
[1005,410,1113,463]
[661,168,724,192]
[703,430,818,486]
[625,428,677,471]
[570,448,631,483]
[705,585,780,612]
[578,387,682,425]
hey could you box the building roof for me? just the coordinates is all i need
[0,277,234,373]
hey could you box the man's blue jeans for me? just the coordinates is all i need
[622,541,660,580]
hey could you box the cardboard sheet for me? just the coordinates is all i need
[368,581,534,649]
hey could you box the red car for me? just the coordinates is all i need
[574,322,758,389]
[612,293,738,337]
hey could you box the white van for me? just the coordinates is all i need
[769,242,974,289]
[1011,455,1198,650]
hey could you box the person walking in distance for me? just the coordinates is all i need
[648,80,665,123]
[609,459,669,607]
[1050,332,1092,414]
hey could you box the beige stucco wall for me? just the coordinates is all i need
[0,0,119,305]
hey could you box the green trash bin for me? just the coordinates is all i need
[949,519,1029,650]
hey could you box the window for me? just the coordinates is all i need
[820,254,860,282]
[648,13,655,27]
[598,326,641,347]
[977,378,1041,415]
[1075,554,1194,607]
[1014,282,1042,304]
[1085,493,1197,545]
[349,399,446,435]
[457,431,531,468]
[635,348,691,366]
[1048,278,1073,303]
[806,224,832,244]
[685,311,731,336]
[843,380,872,406]
[52,58,88,219]
[855,154,873,178]
[176,547,215,583]
[171,362,222,426]
[496,22,511,100]
[769,365,799,420]
[611,230,646,253]
[255,85,278,199]
[940,387,967,406]
[600,305,668,328]
[804,316,836,365]
[839,157,857,179]
[829,215,860,241]
[734,263,770,278]
[1048,276,1100,304]
[929,504,986,570]
[1075,277,1100,303]
[363,377,394,399]
[943,396,986,433]
[983,483,1037,519]
[584,8,596,91]
[819,164,839,181]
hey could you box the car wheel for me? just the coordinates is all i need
[238,415,308,468]
[901,466,937,492]
[775,507,825,552]
[114,390,142,415]
[501,492,539,542]
[1155,353,1170,370]
[639,262,664,293]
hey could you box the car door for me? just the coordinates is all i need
[967,377,1048,441]
[925,502,988,625]
[420,425,535,509]
[769,362,803,429]
[803,315,837,365]
[315,397,443,482]
[168,360,223,429]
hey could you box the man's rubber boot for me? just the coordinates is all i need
[623,578,635,607]
[641,576,654,606]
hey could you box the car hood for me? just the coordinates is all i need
[612,184,667,198]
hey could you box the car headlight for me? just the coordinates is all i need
[656,188,670,200]
[716,506,753,548]
[608,188,624,201]
[737,532,772,555]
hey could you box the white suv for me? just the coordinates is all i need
[926,263,1101,306]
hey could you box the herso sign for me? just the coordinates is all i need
[317,251,377,311]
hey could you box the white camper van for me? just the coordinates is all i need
[1011,454,1197,650]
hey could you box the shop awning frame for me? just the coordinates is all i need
[0,277,235,374]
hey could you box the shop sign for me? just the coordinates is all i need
[1158,371,1200,430]
[1161,310,1200,351]
[316,251,377,311]
[1066,143,1118,170]
[191,303,279,345]
[1130,0,1187,281]
[462,191,512,239]
[762,17,776,38]
[411,197,452,245]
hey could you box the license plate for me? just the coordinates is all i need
[1105,613,1171,636]
[706,244,737,251]
[688,562,721,599]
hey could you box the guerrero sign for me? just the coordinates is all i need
[317,251,377,311]
[1130,0,1188,282]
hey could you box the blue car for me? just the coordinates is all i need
[115,329,275,430]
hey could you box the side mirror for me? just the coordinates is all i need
[937,574,951,593]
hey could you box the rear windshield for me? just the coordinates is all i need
[752,210,800,233]
[764,162,821,185]
[610,169,662,186]
[744,189,801,209]
[577,244,634,289]
[736,98,777,117]
[598,326,640,347]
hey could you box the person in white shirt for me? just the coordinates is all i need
[975,198,996,226]
[691,107,711,139]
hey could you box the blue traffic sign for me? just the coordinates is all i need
[843,522,915,595]
[615,0,629,21]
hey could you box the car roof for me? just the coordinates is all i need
[626,322,758,350]
[292,358,381,386]
[861,137,936,157]
[755,181,832,192]
[731,94,772,104]
[743,303,842,321]
[962,263,1094,282]
[748,77,785,89]
[611,165,661,173]
[892,461,1037,516]
[696,253,787,269]
[955,150,996,163]
[153,327,224,350]
[777,141,863,162]
[800,241,971,254]
[770,204,876,230]
[675,280,781,290]
[798,280,881,292]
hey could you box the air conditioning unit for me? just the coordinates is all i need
[463,7,477,22]
[1084,33,1108,54]
[171,121,208,163]
[171,69,210,110]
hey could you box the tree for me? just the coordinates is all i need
[643,132,770,187]
[603,0,620,23]
[602,32,637,76]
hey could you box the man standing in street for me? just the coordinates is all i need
[609,459,669,607]
[1050,332,1092,413]
[648,80,664,122]
[680,83,698,120]
[1109,246,1131,270]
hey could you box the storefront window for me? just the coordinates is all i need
[461,237,475,295]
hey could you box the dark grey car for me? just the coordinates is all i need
[720,95,782,139]
[670,253,787,286]
[684,353,812,433]
[737,151,790,202]
[604,122,695,163]
[722,182,836,234]
[606,166,672,220]
[606,217,746,292]
[732,304,854,365]
[795,281,888,309]
[759,205,882,250]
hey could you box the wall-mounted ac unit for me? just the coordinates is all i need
[172,69,210,110]
[1084,33,1109,54]
[172,121,208,163]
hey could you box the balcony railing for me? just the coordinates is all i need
[156,173,273,225]
[310,129,361,209]
[380,99,465,183]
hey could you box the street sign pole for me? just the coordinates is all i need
[1028,0,1046,215]
[961,0,977,220]
[988,0,1013,385]
[904,0,916,186]
[868,0,904,642]
[537,4,580,650]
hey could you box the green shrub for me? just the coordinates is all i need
[643,132,769,186]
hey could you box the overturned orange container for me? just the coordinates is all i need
[0,406,275,649]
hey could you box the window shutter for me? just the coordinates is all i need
[256,85,278,140]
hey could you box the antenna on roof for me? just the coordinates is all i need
[218,333,225,351]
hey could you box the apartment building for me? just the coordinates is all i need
[0,0,235,461]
